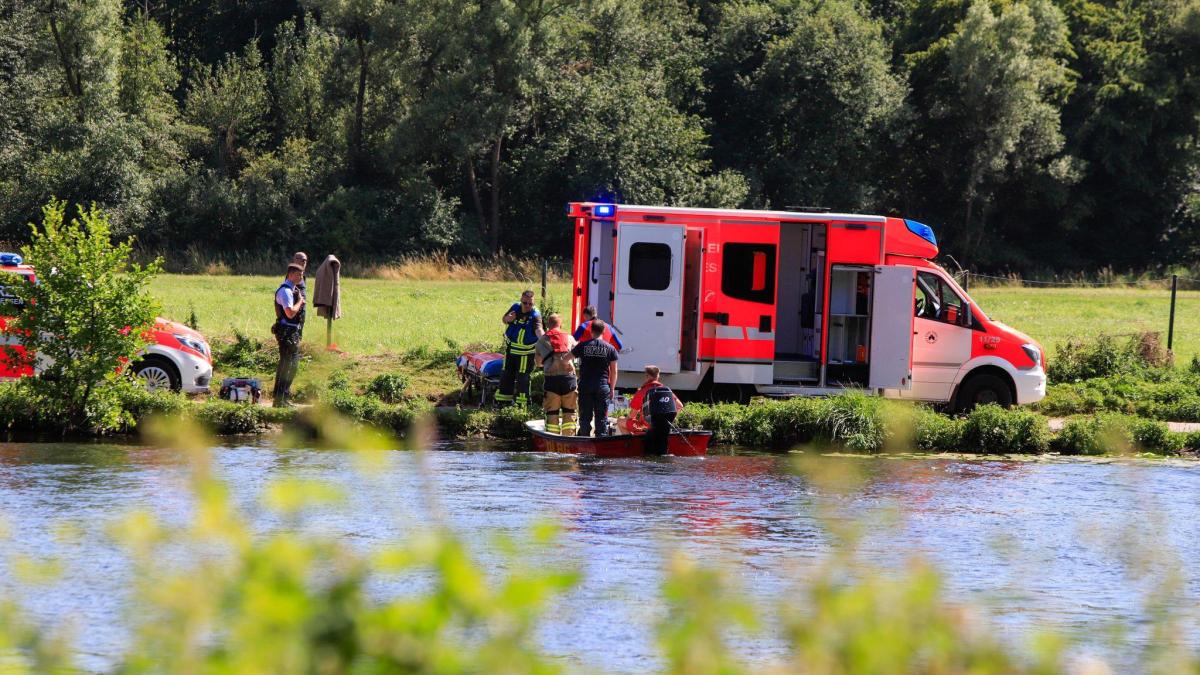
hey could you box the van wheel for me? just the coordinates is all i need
[955,373,1013,413]
[134,356,181,392]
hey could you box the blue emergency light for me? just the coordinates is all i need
[593,204,616,218]
[0,253,23,266]
[903,219,937,246]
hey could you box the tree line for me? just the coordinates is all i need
[0,0,1197,271]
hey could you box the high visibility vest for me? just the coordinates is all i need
[275,281,300,328]
[504,304,541,353]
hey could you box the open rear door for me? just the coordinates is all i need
[868,265,915,390]
[613,223,685,373]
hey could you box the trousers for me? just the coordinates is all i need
[577,386,611,437]
[495,345,535,406]
[543,374,578,435]
[273,325,301,405]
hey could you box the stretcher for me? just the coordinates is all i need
[456,351,504,404]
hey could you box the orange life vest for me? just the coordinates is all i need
[546,328,570,353]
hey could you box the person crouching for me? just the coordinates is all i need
[620,365,683,455]
[534,313,577,435]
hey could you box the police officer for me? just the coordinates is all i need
[272,263,305,407]
[495,290,543,407]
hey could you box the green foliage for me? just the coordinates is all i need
[213,328,275,372]
[960,404,1050,454]
[191,399,267,434]
[1,201,161,431]
[1048,332,1172,382]
[913,406,966,451]
[1053,413,1184,456]
[364,373,409,403]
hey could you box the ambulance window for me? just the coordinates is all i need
[916,272,967,326]
[628,242,672,291]
[722,243,777,304]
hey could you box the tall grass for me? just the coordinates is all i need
[143,247,569,282]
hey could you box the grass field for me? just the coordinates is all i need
[149,275,1200,399]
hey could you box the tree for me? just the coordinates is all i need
[707,0,906,210]
[0,200,161,430]
[184,39,270,176]
[898,0,1077,259]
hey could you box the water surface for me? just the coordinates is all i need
[0,440,1197,671]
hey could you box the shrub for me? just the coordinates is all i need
[1,201,161,431]
[820,393,887,453]
[214,328,275,371]
[365,373,409,403]
[960,404,1049,454]
[1053,413,1182,456]
[913,407,965,452]
[192,400,264,434]
[1048,332,1171,383]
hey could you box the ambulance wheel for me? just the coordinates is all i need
[955,373,1013,413]
[134,356,181,393]
[710,382,753,405]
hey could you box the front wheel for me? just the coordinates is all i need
[134,356,181,393]
[955,373,1013,413]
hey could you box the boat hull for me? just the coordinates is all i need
[525,421,710,457]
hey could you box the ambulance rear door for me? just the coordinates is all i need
[868,265,915,390]
[612,222,685,373]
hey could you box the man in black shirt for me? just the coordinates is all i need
[571,319,619,436]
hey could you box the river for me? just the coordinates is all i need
[0,439,1198,671]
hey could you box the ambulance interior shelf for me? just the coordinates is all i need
[826,266,872,387]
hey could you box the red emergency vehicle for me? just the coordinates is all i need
[0,254,213,393]
[568,203,1046,409]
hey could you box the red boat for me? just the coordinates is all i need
[525,420,711,457]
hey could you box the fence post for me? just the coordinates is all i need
[962,271,969,293]
[541,259,548,302]
[1168,274,1178,352]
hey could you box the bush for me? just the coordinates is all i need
[365,373,409,403]
[1048,332,1171,383]
[913,407,965,452]
[1052,413,1183,456]
[960,404,1049,454]
[192,400,265,434]
[819,394,888,453]
[214,328,275,371]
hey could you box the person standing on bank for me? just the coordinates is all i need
[292,251,308,337]
[272,263,305,407]
[572,305,623,351]
[534,313,577,435]
[572,319,618,436]
[495,290,543,407]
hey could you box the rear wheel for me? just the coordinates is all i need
[134,356,181,393]
[955,373,1013,413]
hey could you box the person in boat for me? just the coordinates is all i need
[495,290,543,407]
[572,305,623,351]
[571,319,618,436]
[534,313,577,435]
[619,365,684,455]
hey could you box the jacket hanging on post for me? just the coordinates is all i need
[314,255,342,319]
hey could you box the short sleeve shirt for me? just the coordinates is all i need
[572,338,618,393]
[276,282,298,323]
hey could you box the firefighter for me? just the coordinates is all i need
[495,290,543,406]
[619,365,684,454]
[571,319,618,436]
[534,313,577,435]
[572,305,623,350]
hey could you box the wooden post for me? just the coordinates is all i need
[541,259,548,302]
[1168,274,1178,352]
[326,315,333,349]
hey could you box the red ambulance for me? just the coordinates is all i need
[568,203,1046,409]
[0,254,213,393]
